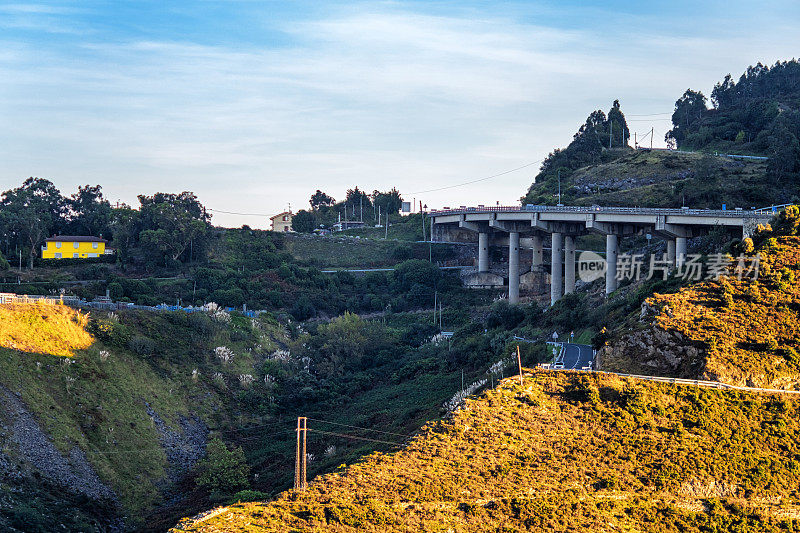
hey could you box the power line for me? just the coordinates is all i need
[408,160,542,195]
[626,112,672,117]
[307,428,405,447]
[207,208,277,218]
[305,417,412,438]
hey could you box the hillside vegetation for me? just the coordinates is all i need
[0,302,93,357]
[173,370,800,532]
[601,206,800,389]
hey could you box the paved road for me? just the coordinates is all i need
[559,343,594,370]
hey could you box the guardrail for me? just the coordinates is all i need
[430,204,774,218]
[0,293,80,305]
[0,292,265,318]
[539,368,800,395]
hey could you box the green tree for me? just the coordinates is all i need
[666,89,708,146]
[607,99,630,147]
[0,177,68,268]
[110,204,140,265]
[196,438,250,498]
[68,184,112,238]
[373,188,403,215]
[310,190,335,210]
[292,210,316,233]
[137,192,211,265]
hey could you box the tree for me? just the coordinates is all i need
[292,209,316,233]
[345,187,372,220]
[137,192,211,265]
[195,437,250,498]
[666,89,708,146]
[0,177,68,268]
[607,100,630,147]
[373,188,403,215]
[68,184,112,238]
[310,190,335,210]
[110,204,140,265]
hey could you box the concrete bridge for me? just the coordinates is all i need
[431,205,772,305]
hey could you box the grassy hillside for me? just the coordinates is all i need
[525,149,774,209]
[601,207,800,389]
[173,370,800,532]
[0,302,93,357]
[0,305,289,531]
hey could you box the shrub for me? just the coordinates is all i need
[196,437,250,498]
[128,335,156,356]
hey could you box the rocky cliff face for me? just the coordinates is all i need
[598,302,705,378]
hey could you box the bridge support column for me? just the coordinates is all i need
[550,232,563,305]
[675,237,687,269]
[564,236,575,294]
[508,232,520,304]
[478,232,489,272]
[531,234,543,271]
[667,239,676,267]
[606,234,618,295]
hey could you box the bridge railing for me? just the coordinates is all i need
[430,204,774,219]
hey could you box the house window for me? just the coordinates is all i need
[92,242,99,249]
[56,242,61,249]
[73,253,79,258]
[54,253,61,259]
[284,227,289,232]
[283,216,288,221]
[88,253,98,258]
[73,242,79,249]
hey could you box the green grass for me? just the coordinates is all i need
[174,371,800,532]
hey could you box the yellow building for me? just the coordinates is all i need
[41,236,110,259]
[270,211,293,232]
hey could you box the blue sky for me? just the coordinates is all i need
[1,1,799,228]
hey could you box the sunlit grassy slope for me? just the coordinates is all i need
[648,234,800,388]
[602,208,800,388]
[0,302,93,357]
[173,370,800,532]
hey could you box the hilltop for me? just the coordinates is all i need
[173,370,800,532]
[528,148,771,209]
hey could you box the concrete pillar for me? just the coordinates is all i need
[564,235,576,294]
[667,239,676,267]
[675,237,687,269]
[605,234,618,295]
[508,232,520,304]
[531,234,543,271]
[550,232,563,306]
[478,232,489,272]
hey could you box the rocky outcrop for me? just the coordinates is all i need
[598,301,705,377]
[0,386,117,504]
[599,325,705,377]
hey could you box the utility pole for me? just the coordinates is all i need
[650,127,654,150]
[439,300,442,329]
[516,345,523,387]
[360,195,363,223]
[294,417,307,491]
[634,131,637,149]
[420,200,425,241]
[433,291,437,325]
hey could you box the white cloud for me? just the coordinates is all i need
[1,4,798,227]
